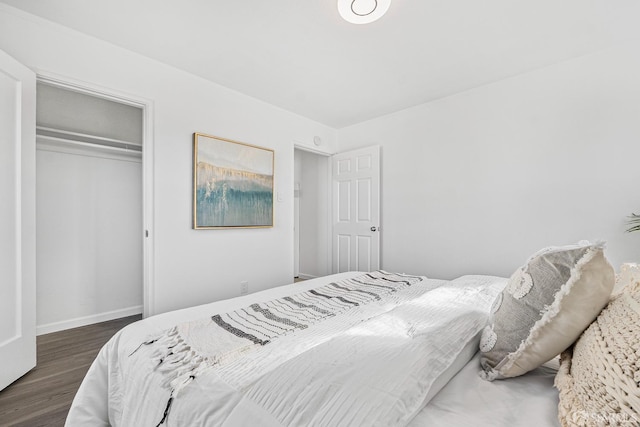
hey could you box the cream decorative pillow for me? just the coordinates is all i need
[555,277,640,426]
[613,262,640,295]
[479,241,614,380]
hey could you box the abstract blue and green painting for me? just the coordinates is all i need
[194,134,273,228]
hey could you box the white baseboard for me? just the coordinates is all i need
[297,273,318,280]
[36,305,143,336]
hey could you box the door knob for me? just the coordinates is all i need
[371,226,378,232]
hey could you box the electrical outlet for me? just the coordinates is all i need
[240,281,249,295]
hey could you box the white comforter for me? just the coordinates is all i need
[66,272,536,426]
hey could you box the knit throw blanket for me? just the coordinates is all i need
[132,271,427,426]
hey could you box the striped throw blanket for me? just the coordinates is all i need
[132,271,426,425]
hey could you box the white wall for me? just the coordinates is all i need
[36,143,143,333]
[3,4,637,322]
[338,43,640,279]
[294,149,329,278]
[0,4,337,316]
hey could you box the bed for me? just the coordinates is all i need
[65,270,563,427]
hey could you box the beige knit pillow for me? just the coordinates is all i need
[555,278,640,426]
[480,242,614,380]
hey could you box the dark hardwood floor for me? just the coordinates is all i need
[0,315,141,427]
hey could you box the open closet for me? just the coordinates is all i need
[35,81,144,334]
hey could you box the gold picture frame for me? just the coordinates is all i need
[193,133,274,229]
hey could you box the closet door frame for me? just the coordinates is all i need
[37,71,156,318]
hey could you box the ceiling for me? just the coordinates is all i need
[2,0,639,128]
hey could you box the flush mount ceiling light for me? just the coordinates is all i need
[338,0,391,25]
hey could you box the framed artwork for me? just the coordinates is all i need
[193,133,274,229]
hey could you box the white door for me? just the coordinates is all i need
[0,50,37,390]
[331,145,380,273]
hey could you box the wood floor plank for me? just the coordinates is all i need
[0,315,141,427]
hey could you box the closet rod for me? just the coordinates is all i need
[36,126,142,151]
[36,134,143,155]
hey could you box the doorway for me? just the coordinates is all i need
[34,79,148,334]
[294,148,330,280]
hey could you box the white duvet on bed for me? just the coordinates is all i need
[414,353,561,427]
[66,272,538,427]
